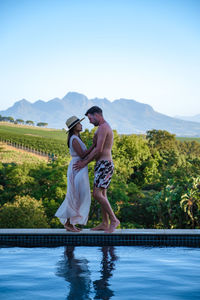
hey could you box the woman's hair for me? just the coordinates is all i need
[67,128,74,148]
[67,125,81,148]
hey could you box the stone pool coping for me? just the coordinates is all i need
[0,229,200,247]
[0,228,200,235]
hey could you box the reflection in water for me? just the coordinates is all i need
[56,246,92,300]
[56,246,118,300]
[93,246,118,300]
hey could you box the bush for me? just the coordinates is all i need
[0,195,49,228]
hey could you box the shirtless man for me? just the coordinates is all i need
[74,106,120,233]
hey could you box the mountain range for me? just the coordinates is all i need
[1,92,200,136]
[174,114,200,123]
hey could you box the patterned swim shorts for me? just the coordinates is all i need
[94,160,114,189]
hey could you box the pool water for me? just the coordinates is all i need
[0,246,200,300]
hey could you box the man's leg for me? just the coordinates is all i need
[91,188,109,230]
[102,189,109,225]
[92,187,120,233]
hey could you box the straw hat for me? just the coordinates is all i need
[65,116,85,131]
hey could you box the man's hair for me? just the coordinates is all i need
[85,106,102,116]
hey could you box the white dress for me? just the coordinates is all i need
[55,135,91,225]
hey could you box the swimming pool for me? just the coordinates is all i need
[1,246,200,299]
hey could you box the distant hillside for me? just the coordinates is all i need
[1,92,200,136]
[175,114,200,123]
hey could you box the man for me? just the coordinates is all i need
[74,106,120,233]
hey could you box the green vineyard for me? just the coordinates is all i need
[0,123,68,156]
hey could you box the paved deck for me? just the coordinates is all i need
[0,229,200,247]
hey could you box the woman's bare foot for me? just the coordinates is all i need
[105,219,120,233]
[64,224,77,232]
[72,225,81,232]
[64,224,80,232]
[91,223,109,231]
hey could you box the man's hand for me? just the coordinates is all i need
[73,160,87,171]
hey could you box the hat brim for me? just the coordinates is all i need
[66,117,85,132]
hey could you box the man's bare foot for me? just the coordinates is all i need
[105,220,120,233]
[91,223,109,231]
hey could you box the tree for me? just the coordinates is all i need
[0,195,49,228]
[146,129,177,152]
[178,140,200,158]
[26,120,35,125]
[37,122,48,127]
[180,177,200,228]
[7,116,15,123]
[16,119,24,124]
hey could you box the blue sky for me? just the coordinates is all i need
[0,0,199,116]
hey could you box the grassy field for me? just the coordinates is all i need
[0,122,66,141]
[0,143,48,164]
[176,137,200,143]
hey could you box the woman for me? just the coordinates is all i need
[55,116,95,232]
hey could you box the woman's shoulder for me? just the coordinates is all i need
[70,135,80,147]
[71,135,81,142]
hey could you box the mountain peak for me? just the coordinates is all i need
[15,98,29,104]
[13,99,32,108]
[62,91,88,101]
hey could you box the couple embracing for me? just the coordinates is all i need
[55,106,120,233]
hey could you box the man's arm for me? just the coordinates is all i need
[73,125,107,170]
[72,139,95,159]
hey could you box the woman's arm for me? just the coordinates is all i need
[72,138,95,159]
